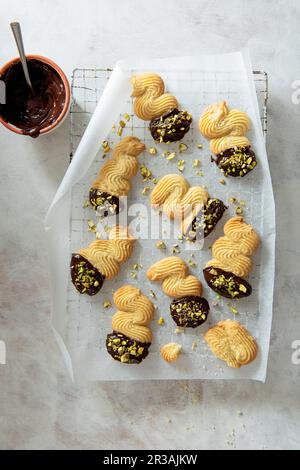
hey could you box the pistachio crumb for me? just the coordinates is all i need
[148,147,157,155]
[177,159,185,172]
[156,241,166,250]
[192,159,201,168]
[166,152,176,161]
[197,143,203,149]
[230,306,238,315]
[87,219,97,232]
[235,206,243,215]
[103,300,112,309]
[157,317,165,326]
[229,197,237,204]
[142,186,151,195]
[219,178,226,185]
[179,143,188,153]
[83,200,90,208]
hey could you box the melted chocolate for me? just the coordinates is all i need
[0,59,66,137]
[170,296,210,328]
[203,266,252,299]
[213,146,257,177]
[106,331,150,364]
[186,198,227,240]
[149,108,192,143]
[89,188,120,216]
[70,254,105,295]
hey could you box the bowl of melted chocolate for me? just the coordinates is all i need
[0,55,70,138]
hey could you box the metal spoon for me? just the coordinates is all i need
[10,22,34,94]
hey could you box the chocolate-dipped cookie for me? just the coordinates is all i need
[89,136,145,216]
[170,296,210,328]
[186,198,227,240]
[106,286,154,364]
[213,146,257,177]
[147,257,210,328]
[70,226,135,296]
[149,109,192,143]
[131,73,192,142]
[151,174,226,239]
[203,267,252,299]
[199,101,258,178]
[204,217,260,299]
[106,332,150,364]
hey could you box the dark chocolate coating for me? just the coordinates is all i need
[213,146,257,177]
[170,296,210,328]
[70,254,105,295]
[106,332,150,364]
[149,108,192,143]
[89,188,120,216]
[203,266,252,299]
[0,59,66,138]
[186,198,227,240]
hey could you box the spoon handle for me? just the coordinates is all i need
[10,22,34,93]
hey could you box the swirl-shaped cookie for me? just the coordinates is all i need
[106,285,154,364]
[204,320,258,368]
[131,73,192,142]
[89,136,145,215]
[199,101,257,177]
[203,217,260,299]
[160,343,182,363]
[147,257,210,328]
[151,173,226,238]
[70,226,135,295]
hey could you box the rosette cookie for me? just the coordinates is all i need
[89,136,145,215]
[131,73,192,142]
[70,226,135,295]
[203,217,260,299]
[199,101,257,177]
[204,320,258,368]
[106,285,154,364]
[151,174,226,239]
[147,257,209,328]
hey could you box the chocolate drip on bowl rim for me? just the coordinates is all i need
[70,254,105,295]
[203,266,252,299]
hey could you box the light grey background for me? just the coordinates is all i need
[0,0,299,450]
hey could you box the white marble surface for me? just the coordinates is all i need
[0,0,300,450]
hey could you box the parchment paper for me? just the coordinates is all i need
[45,51,275,382]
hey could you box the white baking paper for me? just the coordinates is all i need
[45,50,275,382]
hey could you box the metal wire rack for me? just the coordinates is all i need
[66,68,269,381]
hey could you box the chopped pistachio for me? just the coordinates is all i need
[87,219,97,232]
[235,206,243,215]
[103,300,112,308]
[123,113,130,121]
[239,200,246,206]
[156,240,166,250]
[140,164,153,181]
[192,159,201,168]
[175,327,184,334]
[149,290,157,299]
[130,271,137,279]
[166,151,176,161]
[119,120,126,128]
[196,170,204,177]
[148,147,157,155]
[83,200,90,208]
[142,186,151,195]
[191,340,198,351]
[229,197,237,204]
[177,159,185,172]
[197,143,203,149]
[171,244,181,254]
[179,143,188,153]
[219,178,226,185]
[103,224,110,233]
[152,178,158,184]
[117,127,123,136]
[239,284,247,293]
[230,306,238,315]
[132,263,143,270]
[188,258,197,268]
[102,140,110,153]
[157,317,165,326]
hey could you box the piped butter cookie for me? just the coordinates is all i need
[147,257,209,328]
[106,285,154,364]
[70,226,135,295]
[160,343,182,363]
[89,136,145,215]
[199,101,257,177]
[131,73,192,142]
[151,173,226,239]
[203,217,260,299]
[204,320,258,368]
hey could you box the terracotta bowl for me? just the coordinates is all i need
[0,54,70,136]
